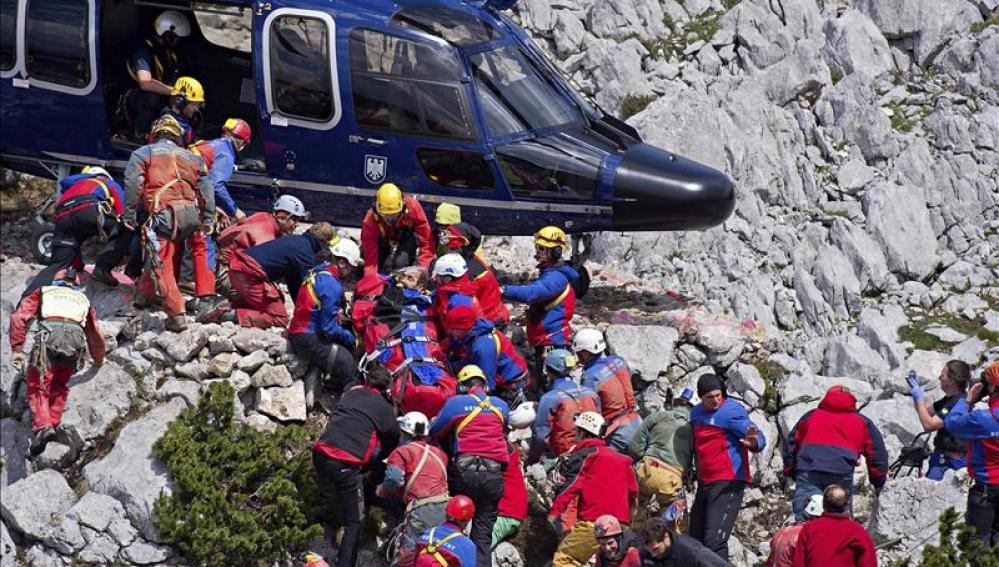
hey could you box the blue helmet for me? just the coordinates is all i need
[545,348,577,376]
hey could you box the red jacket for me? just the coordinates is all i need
[792,513,877,567]
[549,438,637,524]
[360,195,434,276]
[217,212,282,265]
[467,254,509,325]
[498,443,528,521]
[767,524,803,567]
[384,440,449,505]
[9,288,106,363]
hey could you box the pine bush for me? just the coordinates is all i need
[153,381,325,566]
[888,507,999,567]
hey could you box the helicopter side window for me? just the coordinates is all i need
[268,15,334,122]
[25,0,91,88]
[495,138,598,201]
[417,148,494,190]
[349,28,475,141]
[0,0,15,71]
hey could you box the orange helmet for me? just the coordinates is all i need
[594,515,623,538]
[223,118,252,145]
[445,495,475,523]
[987,360,999,388]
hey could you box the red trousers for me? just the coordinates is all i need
[137,232,215,316]
[229,250,289,329]
[27,363,73,432]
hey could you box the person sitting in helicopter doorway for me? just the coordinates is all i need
[906,360,971,480]
[8,269,106,457]
[126,10,190,138]
[159,76,205,145]
[23,166,127,295]
[360,183,435,277]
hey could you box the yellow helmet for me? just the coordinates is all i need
[171,76,205,103]
[534,226,567,249]
[149,115,184,142]
[457,365,487,383]
[435,202,461,225]
[376,183,404,215]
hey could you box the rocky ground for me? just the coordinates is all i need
[2,0,999,565]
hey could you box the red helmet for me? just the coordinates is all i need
[223,118,252,145]
[987,361,999,388]
[594,515,622,538]
[445,495,475,523]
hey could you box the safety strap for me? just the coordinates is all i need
[544,285,571,311]
[304,270,332,308]
[391,356,440,376]
[402,443,446,502]
[455,392,504,435]
[418,527,462,566]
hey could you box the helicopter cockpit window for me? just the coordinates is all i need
[495,137,599,201]
[25,0,91,88]
[469,45,581,138]
[389,5,499,47]
[0,0,16,71]
[268,15,334,122]
[350,28,475,140]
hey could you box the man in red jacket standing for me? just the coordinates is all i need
[360,183,434,277]
[548,411,638,567]
[492,441,528,549]
[792,485,877,567]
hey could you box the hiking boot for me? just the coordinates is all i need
[90,267,119,287]
[29,427,55,457]
[196,298,233,323]
[165,314,188,333]
[178,281,196,295]
[133,293,159,310]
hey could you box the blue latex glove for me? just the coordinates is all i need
[906,370,924,403]
[548,517,563,540]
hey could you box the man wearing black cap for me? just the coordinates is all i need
[688,374,766,561]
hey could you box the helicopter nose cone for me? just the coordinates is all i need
[611,144,734,231]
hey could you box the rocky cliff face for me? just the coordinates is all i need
[1,1,997,566]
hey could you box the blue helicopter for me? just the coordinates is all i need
[0,0,734,263]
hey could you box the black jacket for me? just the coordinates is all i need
[640,529,730,566]
[245,232,323,300]
[315,385,399,466]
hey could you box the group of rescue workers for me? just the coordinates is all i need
[6,9,999,567]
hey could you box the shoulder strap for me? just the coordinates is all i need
[305,269,332,308]
[545,285,571,311]
[402,443,445,501]
[455,392,504,435]
[419,527,462,566]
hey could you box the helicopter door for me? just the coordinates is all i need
[0,0,109,157]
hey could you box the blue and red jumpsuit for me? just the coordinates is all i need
[581,354,642,453]
[444,318,527,401]
[502,262,578,348]
[414,522,477,567]
[944,396,999,546]
[288,262,357,392]
[531,377,601,461]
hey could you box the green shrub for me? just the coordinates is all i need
[970,13,998,35]
[620,94,657,120]
[888,508,999,567]
[153,382,324,566]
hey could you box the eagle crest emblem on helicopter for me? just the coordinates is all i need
[364,155,387,184]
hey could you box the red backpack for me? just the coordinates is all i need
[549,388,600,456]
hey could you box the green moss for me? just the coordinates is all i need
[898,309,991,354]
[620,94,657,120]
[721,0,741,9]
[979,328,999,347]
[970,13,999,35]
[830,68,843,85]
[885,101,914,132]
[752,358,786,414]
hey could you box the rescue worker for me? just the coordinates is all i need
[782,385,888,521]
[127,10,189,137]
[361,183,434,276]
[429,365,510,567]
[529,349,601,465]
[548,412,638,567]
[123,115,215,332]
[25,167,126,294]
[216,194,306,294]
[501,226,579,386]
[443,306,528,403]
[573,328,642,452]
[376,412,450,567]
[689,374,766,562]
[433,202,463,256]
[440,223,509,327]
[313,363,400,567]
[627,389,694,526]
[906,360,971,480]
[593,515,642,567]
[492,440,528,549]
[943,361,999,547]
[286,239,362,394]
[431,253,484,334]
[414,495,477,567]
[791,485,877,567]
[207,222,336,328]
[160,76,204,145]
[765,494,824,567]
[639,521,728,567]
[9,270,106,456]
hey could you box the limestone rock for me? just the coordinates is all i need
[823,74,898,161]
[123,539,173,564]
[605,325,679,381]
[869,474,966,562]
[35,442,74,470]
[157,378,203,407]
[208,351,241,377]
[232,328,286,355]
[951,337,987,365]
[0,416,30,488]
[856,306,908,368]
[855,0,982,66]
[208,334,236,355]
[228,370,252,394]
[760,39,830,106]
[0,521,15,567]
[493,541,525,567]
[692,322,746,368]
[0,469,77,541]
[175,359,209,381]
[76,527,119,563]
[863,182,940,280]
[237,349,270,373]
[860,396,924,455]
[60,362,137,452]
[725,363,766,407]
[821,9,893,79]
[823,334,890,383]
[256,382,307,422]
[83,398,186,541]
[245,413,278,434]
[251,363,294,388]
[830,219,893,294]
[154,327,208,362]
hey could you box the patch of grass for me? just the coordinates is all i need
[970,13,999,35]
[885,101,914,132]
[979,328,999,347]
[647,11,724,60]
[889,67,905,86]
[751,357,786,414]
[620,94,657,120]
[898,309,991,354]
[830,68,843,85]
[721,0,741,9]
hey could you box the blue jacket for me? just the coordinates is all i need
[245,232,322,300]
[415,522,476,567]
[288,262,354,346]
[429,386,509,462]
[503,263,579,347]
[534,377,601,448]
[56,173,125,215]
[944,398,999,485]
[200,138,238,216]
[446,319,527,391]
[691,398,766,484]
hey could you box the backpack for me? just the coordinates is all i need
[549,388,599,456]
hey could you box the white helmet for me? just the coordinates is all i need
[81,165,110,178]
[572,328,606,355]
[398,411,429,437]
[432,253,467,278]
[273,195,307,218]
[804,494,824,519]
[509,402,537,429]
[330,238,362,267]
[154,10,191,38]
[574,411,605,436]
